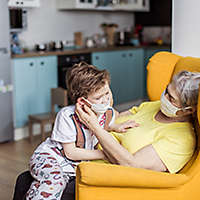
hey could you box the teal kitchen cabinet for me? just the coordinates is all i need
[12,56,58,128]
[92,49,144,105]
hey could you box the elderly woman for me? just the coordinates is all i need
[76,70,200,173]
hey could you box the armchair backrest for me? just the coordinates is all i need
[172,56,200,76]
[146,51,181,101]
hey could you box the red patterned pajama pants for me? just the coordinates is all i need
[26,152,69,200]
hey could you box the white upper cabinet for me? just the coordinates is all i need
[8,0,40,8]
[114,0,150,12]
[57,0,97,10]
[57,0,150,12]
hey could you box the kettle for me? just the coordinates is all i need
[85,37,95,48]
[49,41,63,51]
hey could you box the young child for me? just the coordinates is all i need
[26,62,136,200]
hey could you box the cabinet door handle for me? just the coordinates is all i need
[122,54,126,58]
[129,53,133,57]
[29,62,34,67]
[21,2,24,4]
[40,62,45,65]
[95,56,99,60]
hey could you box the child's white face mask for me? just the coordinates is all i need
[160,91,191,118]
[82,97,110,114]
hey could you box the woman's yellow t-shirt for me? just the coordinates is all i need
[112,101,196,174]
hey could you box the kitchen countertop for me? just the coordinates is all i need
[11,45,171,59]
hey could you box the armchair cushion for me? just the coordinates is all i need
[77,162,189,188]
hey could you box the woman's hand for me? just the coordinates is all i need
[109,120,139,133]
[75,102,100,132]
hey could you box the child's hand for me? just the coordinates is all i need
[111,120,139,133]
[75,102,99,131]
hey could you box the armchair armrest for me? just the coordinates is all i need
[76,162,189,188]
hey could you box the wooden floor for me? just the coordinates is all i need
[0,136,42,200]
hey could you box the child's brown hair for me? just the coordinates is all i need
[66,62,110,104]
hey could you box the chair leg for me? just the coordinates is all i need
[28,120,33,143]
[41,123,45,142]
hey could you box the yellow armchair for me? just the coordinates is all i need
[76,52,200,200]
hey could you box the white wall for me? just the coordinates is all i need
[172,0,200,57]
[18,0,134,48]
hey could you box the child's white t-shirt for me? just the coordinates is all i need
[34,105,115,176]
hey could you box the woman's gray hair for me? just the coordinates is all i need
[172,70,200,107]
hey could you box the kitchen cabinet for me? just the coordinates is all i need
[57,0,97,10]
[8,0,40,8]
[57,0,149,12]
[12,56,57,128]
[114,0,149,12]
[92,49,144,105]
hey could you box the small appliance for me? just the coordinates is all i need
[9,8,27,32]
[58,53,91,89]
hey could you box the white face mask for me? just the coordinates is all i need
[82,97,110,114]
[160,91,192,118]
